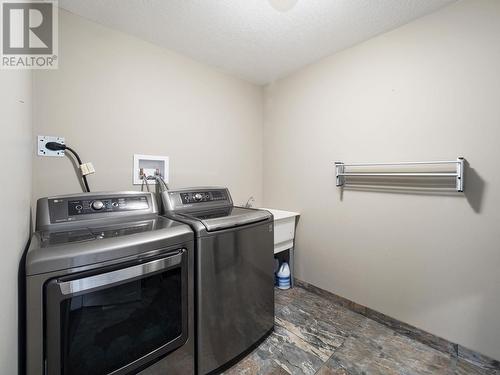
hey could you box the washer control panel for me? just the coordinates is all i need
[181,190,227,204]
[163,187,233,213]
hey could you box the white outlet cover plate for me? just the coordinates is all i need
[133,154,169,185]
[38,136,65,157]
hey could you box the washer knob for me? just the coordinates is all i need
[92,200,105,210]
[194,193,203,201]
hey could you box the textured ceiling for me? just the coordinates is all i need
[58,0,456,84]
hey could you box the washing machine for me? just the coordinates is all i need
[25,191,195,375]
[161,187,274,375]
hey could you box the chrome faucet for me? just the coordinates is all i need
[244,196,255,208]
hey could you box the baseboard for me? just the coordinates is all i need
[294,278,500,371]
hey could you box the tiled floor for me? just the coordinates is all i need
[223,286,499,375]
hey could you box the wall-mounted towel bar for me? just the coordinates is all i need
[335,158,464,192]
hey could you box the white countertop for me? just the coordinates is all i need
[259,208,300,221]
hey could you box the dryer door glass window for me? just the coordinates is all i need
[45,250,188,375]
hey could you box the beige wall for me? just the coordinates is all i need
[263,0,500,360]
[0,70,32,374]
[33,10,264,205]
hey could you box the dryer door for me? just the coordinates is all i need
[44,249,188,375]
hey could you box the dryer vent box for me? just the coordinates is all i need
[133,154,169,185]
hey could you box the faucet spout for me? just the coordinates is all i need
[244,196,255,208]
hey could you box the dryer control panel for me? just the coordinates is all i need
[36,192,156,230]
[67,196,149,216]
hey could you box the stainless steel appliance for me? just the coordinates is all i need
[161,187,274,375]
[26,191,195,375]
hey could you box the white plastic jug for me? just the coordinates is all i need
[274,258,280,273]
[276,262,291,290]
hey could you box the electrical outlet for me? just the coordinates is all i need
[38,135,65,157]
[133,154,169,185]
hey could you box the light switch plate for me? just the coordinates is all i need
[133,154,169,185]
[38,135,65,157]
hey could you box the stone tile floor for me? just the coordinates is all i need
[223,286,499,375]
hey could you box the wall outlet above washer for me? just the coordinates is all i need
[133,154,169,185]
[38,135,65,157]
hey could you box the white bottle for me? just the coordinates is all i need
[276,262,291,290]
[274,258,280,286]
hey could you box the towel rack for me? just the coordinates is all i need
[335,157,464,192]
